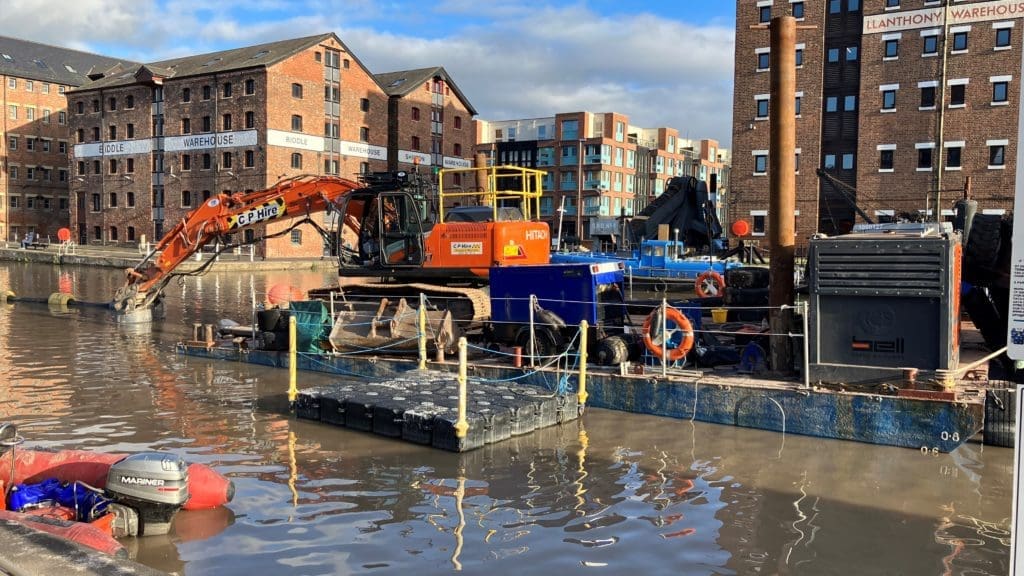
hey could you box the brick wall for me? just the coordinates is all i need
[2,76,73,241]
[731,0,826,248]
[857,0,1019,219]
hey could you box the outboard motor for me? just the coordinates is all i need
[105,453,189,535]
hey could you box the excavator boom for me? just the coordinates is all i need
[113,175,364,314]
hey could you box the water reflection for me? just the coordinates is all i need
[0,262,1013,575]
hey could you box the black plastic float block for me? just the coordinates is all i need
[344,391,381,432]
[318,384,356,427]
[432,414,487,452]
[471,403,512,444]
[557,393,580,423]
[294,390,322,421]
[372,395,410,438]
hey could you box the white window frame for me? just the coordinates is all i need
[919,80,939,111]
[991,75,1012,106]
[950,25,971,54]
[754,94,770,120]
[947,78,969,109]
[752,149,768,176]
[880,83,899,112]
[750,210,768,237]
[877,143,896,173]
[994,21,1015,51]
[882,32,902,61]
[987,139,1008,169]
[755,47,770,72]
[944,140,965,171]
[916,142,936,172]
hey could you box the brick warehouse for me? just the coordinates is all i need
[0,38,129,243]
[66,33,476,258]
[474,111,728,248]
[732,0,1022,247]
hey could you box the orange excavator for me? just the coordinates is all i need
[111,169,550,321]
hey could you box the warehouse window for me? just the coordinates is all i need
[291,229,302,246]
[996,27,1012,49]
[878,147,895,171]
[949,83,966,108]
[759,4,770,23]
[291,153,302,169]
[923,35,938,56]
[291,83,303,98]
[291,115,302,131]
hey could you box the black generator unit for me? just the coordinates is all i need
[807,224,961,385]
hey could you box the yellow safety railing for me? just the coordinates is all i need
[437,165,546,222]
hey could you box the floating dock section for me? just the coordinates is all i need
[294,370,580,452]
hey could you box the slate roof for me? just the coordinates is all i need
[71,33,355,92]
[0,36,135,87]
[374,66,477,116]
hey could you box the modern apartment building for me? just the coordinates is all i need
[732,0,1021,245]
[0,37,130,242]
[474,111,728,245]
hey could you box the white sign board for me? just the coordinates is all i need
[398,150,431,165]
[340,140,386,161]
[74,139,153,158]
[164,130,258,152]
[1008,35,1024,360]
[442,156,472,169]
[1012,386,1024,574]
[266,129,324,152]
[864,0,1024,34]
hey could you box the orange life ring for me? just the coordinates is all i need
[642,306,695,361]
[695,270,726,298]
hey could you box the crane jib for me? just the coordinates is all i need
[228,199,287,229]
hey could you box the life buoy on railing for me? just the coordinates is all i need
[642,306,695,361]
[695,270,726,298]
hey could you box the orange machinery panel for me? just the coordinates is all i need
[425,221,551,276]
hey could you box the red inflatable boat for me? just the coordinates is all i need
[6,449,235,511]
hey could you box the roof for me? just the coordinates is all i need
[374,66,477,116]
[71,33,344,92]
[0,36,135,87]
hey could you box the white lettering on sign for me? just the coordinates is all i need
[164,130,258,152]
[74,139,153,158]
[229,199,286,229]
[399,150,431,165]
[524,229,548,241]
[442,156,472,169]
[267,129,325,152]
[341,140,387,160]
[450,241,483,255]
[864,0,1024,34]
[120,476,165,487]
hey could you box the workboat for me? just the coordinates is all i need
[0,423,234,556]
[551,239,742,296]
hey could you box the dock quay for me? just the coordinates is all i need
[177,343,985,453]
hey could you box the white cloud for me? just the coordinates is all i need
[0,0,735,144]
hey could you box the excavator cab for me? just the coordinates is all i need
[336,186,432,270]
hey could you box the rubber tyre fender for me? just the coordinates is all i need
[595,335,631,366]
[514,326,563,361]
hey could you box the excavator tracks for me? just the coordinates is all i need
[312,281,491,324]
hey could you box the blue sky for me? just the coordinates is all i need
[2,0,737,146]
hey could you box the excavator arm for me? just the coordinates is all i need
[112,174,365,314]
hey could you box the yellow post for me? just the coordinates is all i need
[454,337,469,438]
[418,293,427,370]
[288,315,298,404]
[578,320,589,407]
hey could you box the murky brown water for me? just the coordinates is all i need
[0,262,1014,575]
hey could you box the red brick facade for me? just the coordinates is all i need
[732,0,1021,247]
[731,0,826,246]
[0,76,73,242]
[68,35,397,258]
